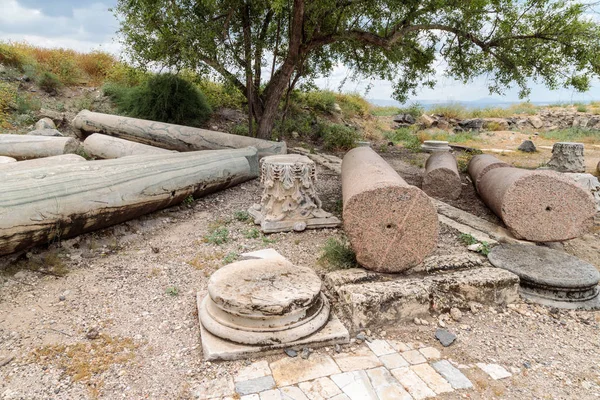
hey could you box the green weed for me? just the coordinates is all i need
[166,286,179,296]
[318,238,357,270]
[233,210,252,222]
[222,252,239,265]
[204,226,229,245]
[244,227,261,239]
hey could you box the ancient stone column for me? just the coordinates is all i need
[421,140,451,153]
[0,135,80,160]
[342,147,438,272]
[422,152,461,200]
[476,167,595,242]
[547,142,585,173]
[249,154,340,233]
[83,133,175,159]
[468,154,513,191]
[198,259,331,345]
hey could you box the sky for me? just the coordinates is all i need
[1,0,599,105]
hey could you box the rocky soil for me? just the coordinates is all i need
[1,152,600,399]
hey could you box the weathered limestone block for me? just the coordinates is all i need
[0,154,85,172]
[342,147,438,272]
[422,152,461,200]
[0,148,258,256]
[324,267,519,329]
[83,133,175,159]
[467,154,513,191]
[0,134,79,160]
[0,156,16,164]
[26,128,63,137]
[528,116,544,129]
[73,110,286,159]
[476,166,596,242]
[35,117,56,130]
[199,259,330,345]
[547,142,585,173]
[249,154,340,233]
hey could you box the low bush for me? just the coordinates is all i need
[38,71,63,94]
[322,123,361,151]
[0,81,16,128]
[335,92,370,117]
[301,90,337,113]
[428,103,468,119]
[197,80,245,110]
[104,74,212,126]
[384,127,421,151]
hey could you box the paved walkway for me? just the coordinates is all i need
[195,339,512,399]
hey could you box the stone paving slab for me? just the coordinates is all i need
[235,375,276,395]
[298,377,342,400]
[401,350,427,365]
[235,360,272,382]
[476,363,512,380]
[330,370,378,400]
[365,339,396,356]
[194,375,235,399]
[270,354,341,387]
[418,347,441,360]
[366,367,412,400]
[332,346,382,372]
[379,352,409,369]
[432,360,473,389]
[391,367,436,399]
[411,363,453,394]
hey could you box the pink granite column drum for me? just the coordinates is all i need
[477,167,596,242]
[422,152,461,200]
[342,147,439,273]
[467,154,513,191]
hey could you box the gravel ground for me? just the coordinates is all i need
[1,158,599,399]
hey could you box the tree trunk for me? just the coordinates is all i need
[0,154,85,172]
[83,133,175,159]
[0,135,80,160]
[0,148,259,256]
[72,110,286,158]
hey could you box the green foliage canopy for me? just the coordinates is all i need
[115,0,600,137]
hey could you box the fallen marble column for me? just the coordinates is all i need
[547,142,585,172]
[0,134,80,160]
[83,133,175,159]
[73,110,286,159]
[0,154,85,172]
[0,156,16,164]
[0,147,259,256]
[342,147,438,272]
[422,152,461,200]
[475,165,596,242]
[467,154,513,191]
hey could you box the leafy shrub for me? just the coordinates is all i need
[197,80,245,110]
[104,74,212,126]
[576,104,588,113]
[204,226,229,245]
[105,62,149,87]
[0,81,16,128]
[38,71,63,94]
[335,92,370,117]
[302,90,337,113]
[399,102,425,118]
[15,92,41,114]
[370,106,401,116]
[322,123,361,151]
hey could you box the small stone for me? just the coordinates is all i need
[476,363,512,380]
[58,295,66,301]
[151,246,160,253]
[450,308,462,322]
[86,327,100,340]
[518,140,536,153]
[356,333,366,341]
[435,329,457,347]
[467,243,483,252]
[300,347,311,360]
[284,349,297,358]
[334,344,342,353]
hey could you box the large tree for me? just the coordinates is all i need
[116,0,600,139]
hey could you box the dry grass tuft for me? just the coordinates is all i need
[30,335,138,398]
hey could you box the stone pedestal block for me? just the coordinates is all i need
[342,147,438,273]
[249,154,340,233]
[547,142,585,173]
[421,140,451,153]
[476,167,595,242]
[422,152,461,200]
